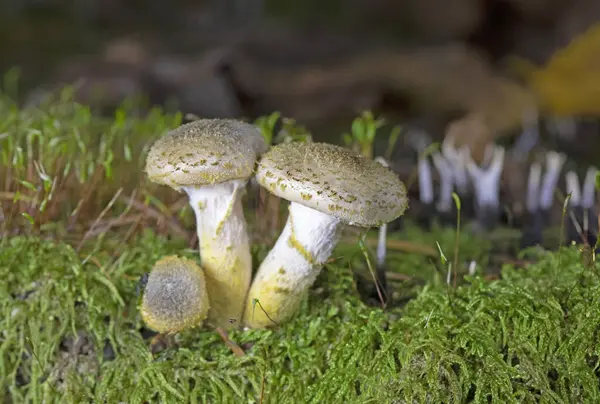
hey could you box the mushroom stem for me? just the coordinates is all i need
[466,145,504,210]
[565,171,582,207]
[376,223,388,268]
[583,166,599,241]
[418,155,434,205]
[243,202,342,328]
[526,162,542,214]
[374,157,390,296]
[539,151,566,211]
[466,145,505,230]
[521,162,544,249]
[442,136,469,196]
[432,152,454,214]
[375,222,389,299]
[582,166,598,210]
[184,179,252,328]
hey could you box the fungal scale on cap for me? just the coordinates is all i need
[256,142,408,227]
[141,256,210,334]
[145,119,266,190]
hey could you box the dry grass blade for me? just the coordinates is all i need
[357,237,437,257]
[120,195,190,241]
[68,166,106,232]
[77,187,123,251]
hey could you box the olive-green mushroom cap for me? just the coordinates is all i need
[145,119,267,190]
[256,142,408,227]
[141,255,210,334]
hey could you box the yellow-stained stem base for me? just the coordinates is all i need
[243,202,342,328]
[185,180,252,329]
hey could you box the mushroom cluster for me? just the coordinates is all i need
[141,118,408,333]
[145,119,266,328]
[406,114,599,250]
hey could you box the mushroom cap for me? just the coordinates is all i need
[256,142,408,227]
[145,119,267,190]
[141,255,210,333]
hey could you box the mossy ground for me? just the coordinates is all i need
[1,81,600,403]
[3,228,600,403]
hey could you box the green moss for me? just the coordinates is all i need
[1,80,600,402]
[2,229,600,403]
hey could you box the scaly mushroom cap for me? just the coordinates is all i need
[145,119,267,190]
[141,255,210,334]
[256,142,408,227]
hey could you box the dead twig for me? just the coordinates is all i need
[348,237,438,257]
[215,327,245,357]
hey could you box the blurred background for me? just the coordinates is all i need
[2,0,600,157]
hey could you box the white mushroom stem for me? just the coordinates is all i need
[377,222,388,268]
[183,179,252,328]
[243,202,342,328]
[374,156,390,291]
[582,166,598,210]
[582,166,598,233]
[526,162,542,213]
[539,152,566,210]
[565,171,582,207]
[406,130,439,202]
[454,146,471,196]
[432,152,454,213]
[442,136,469,195]
[418,155,434,204]
[466,145,505,209]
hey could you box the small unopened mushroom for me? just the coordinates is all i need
[145,119,266,328]
[243,142,408,328]
[141,256,210,334]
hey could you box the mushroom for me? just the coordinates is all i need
[431,151,456,226]
[441,135,470,198]
[565,166,599,246]
[520,161,544,249]
[145,119,267,328]
[465,144,505,230]
[582,166,598,244]
[539,151,566,218]
[141,256,210,334]
[242,142,408,328]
